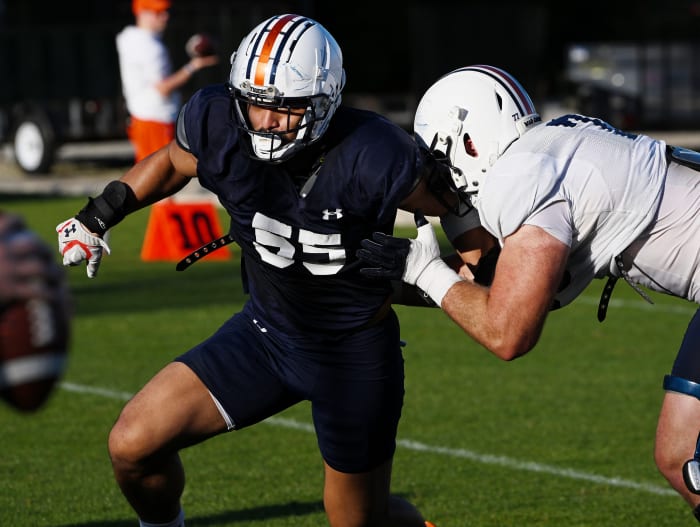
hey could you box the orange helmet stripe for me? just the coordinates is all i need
[254,14,298,86]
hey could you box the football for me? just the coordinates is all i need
[185,33,217,58]
[0,293,71,412]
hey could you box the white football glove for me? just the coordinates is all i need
[55,218,111,278]
[408,216,462,306]
[358,211,462,306]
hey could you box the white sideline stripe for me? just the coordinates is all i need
[61,381,133,401]
[60,382,675,497]
[397,439,675,497]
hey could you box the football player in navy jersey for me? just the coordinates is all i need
[54,14,472,527]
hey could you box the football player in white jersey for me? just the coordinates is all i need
[358,64,700,520]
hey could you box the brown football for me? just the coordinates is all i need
[0,293,71,412]
[185,33,217,58]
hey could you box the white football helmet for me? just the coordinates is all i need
[229,14,346,162]
[414,65,541,203]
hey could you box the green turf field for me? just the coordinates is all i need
[1,195,696,526]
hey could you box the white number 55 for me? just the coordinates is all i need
[252,212,346,276]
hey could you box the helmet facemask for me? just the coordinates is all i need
[230,83,334,162]
[416,133,473,216]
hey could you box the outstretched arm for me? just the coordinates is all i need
[56,141,198,277]
[442,224,568,360]
[120,140,196,210]
[155,55,219,97]
[359,218,569,360]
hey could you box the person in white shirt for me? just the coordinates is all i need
[116,0,217,162]
[358,64,700,522]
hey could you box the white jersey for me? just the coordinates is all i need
[621,160,700,303]
[476,114,672,308]
[116,25,180,123]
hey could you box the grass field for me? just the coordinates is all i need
[1,194,697,526]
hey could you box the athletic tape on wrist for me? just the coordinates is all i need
[417,259,462,307]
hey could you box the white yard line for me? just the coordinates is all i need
[60,381,676,497]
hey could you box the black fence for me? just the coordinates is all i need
[1,0,699,169]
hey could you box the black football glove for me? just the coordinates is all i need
[357,211,430,280]
[357,210,460,306]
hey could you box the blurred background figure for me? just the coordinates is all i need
[0,212,64,307]
[1,211,71,414]
[116,0,218,163]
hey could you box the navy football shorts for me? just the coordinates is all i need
[670,307,700,385]
[176,307,405,473]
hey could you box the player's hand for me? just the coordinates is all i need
[359,210,439,284]
[191,55,219,69]
[56,218,111,278]
[358,210,461,306]
[0,212,66,304]
[357,230,411,281]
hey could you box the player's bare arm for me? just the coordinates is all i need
[120,140,196,209]
[442,224,569,360]
[358,217,569,357]
[55,140,197,278]
[449,227,498,279]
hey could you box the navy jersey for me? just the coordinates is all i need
[178,84,422,338]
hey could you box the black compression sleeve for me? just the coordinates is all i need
[75,180,136,236]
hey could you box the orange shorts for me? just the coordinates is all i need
[127,117,175,163]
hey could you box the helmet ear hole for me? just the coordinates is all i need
[463,133,478,157]
[495,92,503,110]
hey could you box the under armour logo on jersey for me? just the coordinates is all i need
[322,209,343,220]
[252,318,268,333]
